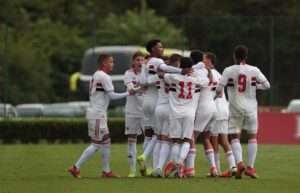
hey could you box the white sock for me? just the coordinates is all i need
[143,136,151,151]
[247,139,257,168]
[100,139,111,172]
[128,138,137,173]
[205,148,216,168]
[143,135,157,158]
[170,143,180,163]
[152,139,161,169]
[185,148,196,169]
[178,142,190,164]
[214,152,221,173]
[225,150,236,169]
[75,143,99,169]
[231,139,243,164]
[143,136,152,168]
[157,141,170,169]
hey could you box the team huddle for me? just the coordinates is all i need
[68,39,270,179]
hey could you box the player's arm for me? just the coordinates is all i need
[256,68,271,90]
[192,62,205,70]
[158,63,182,73]
[216,68,229,96]
[103,75,129,100]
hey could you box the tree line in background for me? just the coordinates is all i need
[1,0,300,105]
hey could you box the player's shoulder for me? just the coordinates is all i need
[147,57,164,65]
[124,69,134,75]
[95,70,111,80]
[245,64,261,73]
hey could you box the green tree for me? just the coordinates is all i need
[96,6,184,47]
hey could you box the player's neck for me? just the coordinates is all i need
[99,66,110,73]
[239,60,247,65]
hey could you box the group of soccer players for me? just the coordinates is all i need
[68,39,270,179]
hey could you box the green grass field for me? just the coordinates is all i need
[0,144,299,193]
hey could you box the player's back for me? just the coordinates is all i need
[197,68,216,104]
[86,70,112,119]
[222,64,263,115]
[165,73,202,118]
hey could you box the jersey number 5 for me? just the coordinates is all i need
[178,81,193,99]
[238,74,247,92]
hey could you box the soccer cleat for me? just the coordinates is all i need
[128,172,136,178]
[219,170,233,178]
[137,154,146,176]
[245,167,259,179]
[219,167,237,178]
[174,164,185,178]
[184,167,195,178]
[207,166,218,177]
[68,165,81,178]
[152,168,163,177]
[145,168,153,176]
[102,171,120,178]
[235,162,245,179]
[164,161,176,177]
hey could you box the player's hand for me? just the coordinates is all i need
[128,89,136,95]
[157,70,165,79]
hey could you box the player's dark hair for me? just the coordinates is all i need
[169,53,182,64]
[234,45,248,62]
[98,54,112,65]
[205,52,216,65]
[132,51,144,60]
[190,49,203,64]
[146,39,161,53]
[180,57,193,69]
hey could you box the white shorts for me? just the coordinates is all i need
[88,118,109,141]
[194,107,216,133]
[125,117,143,135]
[154,104,170,135]
[169,116,194,139]
[210,120,229,135]
[142,95,157,128]
[228,114,258,134]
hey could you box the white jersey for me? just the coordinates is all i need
[219,64,270,115]
[124,69,144,118]
[197,68,217,104]
[211,69,229,120]
[86,70,114,119]
[156,78,170,105]
[164,71,209,118]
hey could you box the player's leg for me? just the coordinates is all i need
[68,119,101,178]
[245,114,259,179]
[215,120,237,177]
[125,117,143,177]
[164,118,181,177]
[175,116,194,178]
[210,133,221,174]
[184,133,196,177]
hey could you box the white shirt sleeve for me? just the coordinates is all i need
[158,63,182,73]
[192,62,205,70]
[101,74,114,92]
[256,68,271,90]
[163,73,173,84]
[219,68,229,87]
[124,71,135,90]
[107,91,128,100]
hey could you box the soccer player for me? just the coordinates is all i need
[152,54,182,177]
[68,54,132,178]
[203,52,237,177]
[184,49,206,177]
[217,45,270,179]
[162,57,209,178]
[137,39,183,176]
[124,52,145,177]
